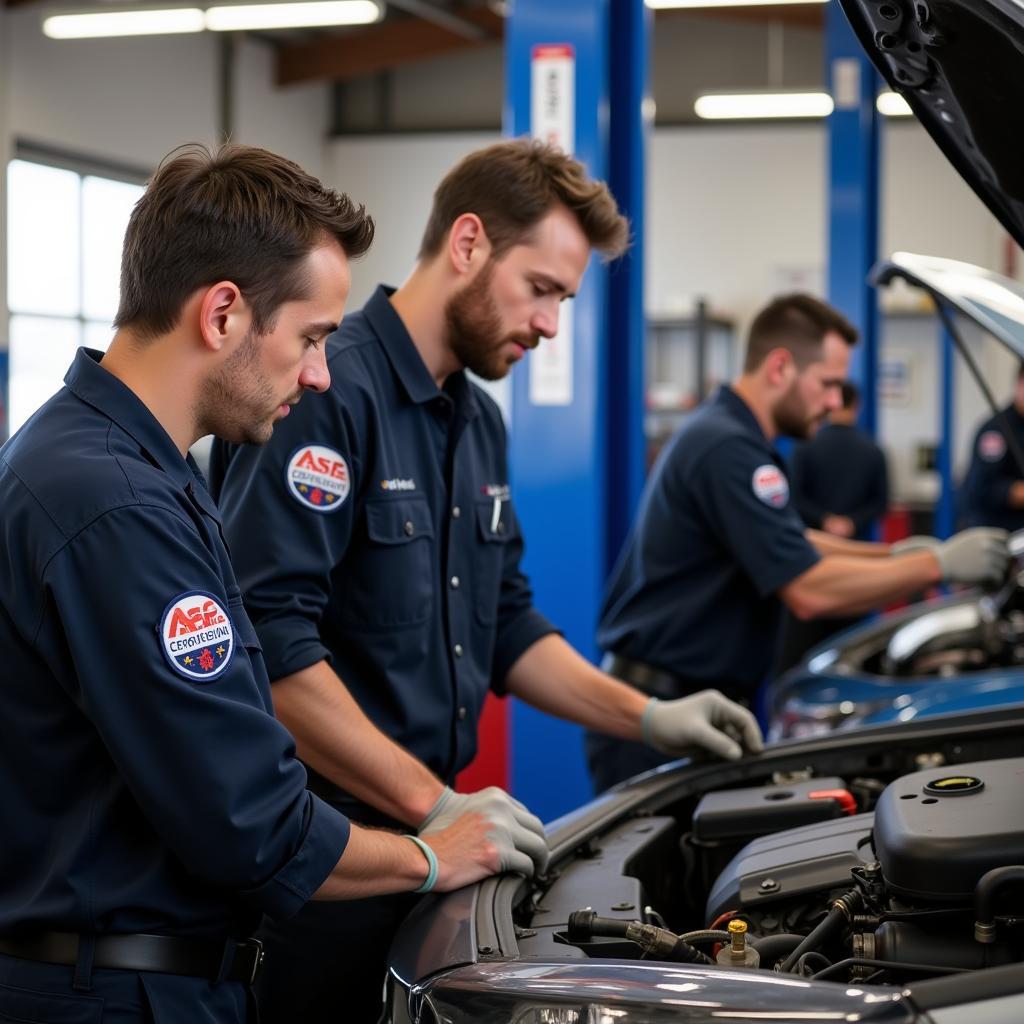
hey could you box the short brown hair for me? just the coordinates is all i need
[418,138,629,262]
[115,143,374,339]
[743,293,858,372]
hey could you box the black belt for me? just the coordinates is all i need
[0,931,264,986]
[601,653,686,700]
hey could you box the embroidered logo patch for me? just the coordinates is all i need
[752,464,789,508]
[979,430,1006,462]
[160,592,234,682]
[286,444,350,512]
[381,477,417,492]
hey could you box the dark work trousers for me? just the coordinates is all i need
[255,892,420,1024]
[584,729,672,795]
[0,952,251,1023]
[774,612,861,676]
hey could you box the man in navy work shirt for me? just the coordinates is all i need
[961,362,1024,531]
[0,144,505,1024]
[212,139,763,1023]
[591,294,1011,792]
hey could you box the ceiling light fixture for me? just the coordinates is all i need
[877,91,913,116]
[647,0,826,9]
[43,0,379,38]
[694,91,834,120]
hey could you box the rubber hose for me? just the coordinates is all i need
[750,933,805,966]
[780,906,848,973]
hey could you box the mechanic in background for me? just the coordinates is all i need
[960,361,1024,532]
[212,139,763,1023]
[591,294,1011,792]
[775,379,889,671]
[0,144,506,1024]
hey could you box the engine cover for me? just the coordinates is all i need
[874,757,1024,902]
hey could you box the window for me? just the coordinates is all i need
[5,158,145,436]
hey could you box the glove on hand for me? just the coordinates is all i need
[934,528,1010,588]
[891,535,941,556]
[419,786,549,877]
[643,690,763,761]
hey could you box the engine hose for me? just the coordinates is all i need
[678,930,733,945]
[781,891,863,974]
[750,933,806,966]
[566,911,713,965]
[974,865,1024,943]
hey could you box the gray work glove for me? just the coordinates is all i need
[419,786,550,877]
[643,690,764,761]
[933,528,1010,587]
[891,535,941,556]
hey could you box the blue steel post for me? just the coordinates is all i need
[505,0,647,819]
[935,324,956,538]
[825,0,881,436]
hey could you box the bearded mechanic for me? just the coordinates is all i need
[590,294,1012,793]
[0,144,505,1024]
[211,138,764,1023]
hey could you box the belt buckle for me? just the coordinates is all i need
[242,938,264,985]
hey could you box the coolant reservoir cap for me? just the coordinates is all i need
[924,774,984,797]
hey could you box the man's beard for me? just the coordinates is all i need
[444,260,536,381]
[197,329,288,445]
[772,378,822,440]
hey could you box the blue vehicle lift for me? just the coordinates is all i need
[505,0,648,820]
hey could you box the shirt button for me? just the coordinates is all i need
[404,521,415,536]
[457,706,468,720]
[453,643,464,658]
[450,575,460,589]
[452,506,461,519]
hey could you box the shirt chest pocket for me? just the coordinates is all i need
[473,499,517,626]
[343,497,436,629]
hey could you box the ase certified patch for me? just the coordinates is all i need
[752,464,789,508]
[286,444,351,512]
[160,592,234,682]
[978,430,1006,462]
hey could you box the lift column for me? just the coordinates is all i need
[504,0,648,820]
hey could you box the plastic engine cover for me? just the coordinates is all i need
[874,757,1024,902]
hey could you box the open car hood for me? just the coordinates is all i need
[872,252,1024,360]
[839,0,1024,248]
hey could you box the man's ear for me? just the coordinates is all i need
[765,347,796,388]
[198,281,247,352]
[447,213,492,277]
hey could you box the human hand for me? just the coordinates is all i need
[822,514,855,538]
[934,528,1010,587]
[891,534,941,556]
[643,690,763,760]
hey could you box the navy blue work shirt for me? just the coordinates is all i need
[0,349,349,938]
[598,385,820,696]
[789,422,888,541]
[961,404,1024,531]
[211,286,555,806]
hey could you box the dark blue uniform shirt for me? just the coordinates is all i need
[0,350,349,939]
[211,286,555,809]
[961,404,1024,531]
[598,385,820,695]
[789,422,888,541]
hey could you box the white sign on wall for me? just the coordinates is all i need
[529,43,575,407]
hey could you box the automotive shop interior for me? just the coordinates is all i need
[2,0,1024,1022]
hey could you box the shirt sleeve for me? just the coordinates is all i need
[216,385,361,683]
[694,436,820,597]
[40,504,349,920]
[968,426,1016,514]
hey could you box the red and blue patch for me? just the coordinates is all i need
[978,430,1006,462]
[159,592,234,682]
[752,464,789,508]
[286,444,351,512]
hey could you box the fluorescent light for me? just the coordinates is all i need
[695,91,834,120]
[647,0,825,8]
[43,7,204,37]
[205,0,379,30]
[877,91,913,116]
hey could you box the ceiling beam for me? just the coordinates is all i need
[277,6,501,87]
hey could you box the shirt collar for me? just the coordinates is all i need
[64,348,201,491]
[363,284,479,420]
[714,384,770,443]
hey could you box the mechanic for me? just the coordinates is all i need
[960,361,1024,531]
[211,138,764,1024]
[0,144,508,1024]
[590,294,1011,792]
[776,379,889,671]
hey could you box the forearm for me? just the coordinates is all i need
[782,550,940,620]
[313,824,428,900]
[806,528,890,558]
[504,634,648,742]
[272,660,444,826]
